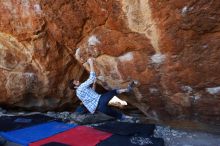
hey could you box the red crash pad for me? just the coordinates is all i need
[30,126,112,146]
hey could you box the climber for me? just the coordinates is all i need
[68,57,136,120]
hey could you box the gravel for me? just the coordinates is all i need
[154,125,220,146]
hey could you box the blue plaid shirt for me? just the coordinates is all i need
[76,72,101,114]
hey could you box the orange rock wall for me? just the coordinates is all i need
[0,0,220,129]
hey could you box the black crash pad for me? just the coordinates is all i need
[93,121,155,136]
[0,114,57,132]
[97,134,164,146]
[41,142,71,146]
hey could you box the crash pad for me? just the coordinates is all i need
[40,142,71,146]
[93,121,155,136]
[30,126,112,146]
[0,114,57,132]
[97,134,164,146]
[0,121,76,146]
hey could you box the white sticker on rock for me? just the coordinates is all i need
[182,6,188,15]
[34,4,42,14]
[192,93,201,101]
[119,52,133,62]
[23,72,34,78]
[88,35,100,46]
[206,86,220,95]
[149,88,158,93]
[181,86,193,93]
[151,53,166,64]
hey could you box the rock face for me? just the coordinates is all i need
[0,0,86,110]
[0,0,220,131]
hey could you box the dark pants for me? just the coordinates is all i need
[75,104,88,114]
[96,90,122,119]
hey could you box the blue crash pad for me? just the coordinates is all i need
[0,121,77,146]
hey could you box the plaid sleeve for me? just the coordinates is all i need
[79,72,96,88]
